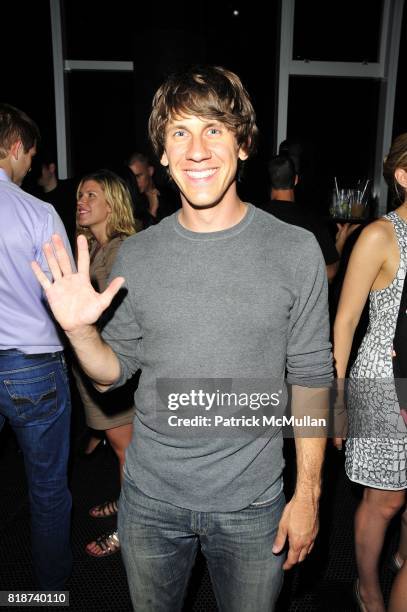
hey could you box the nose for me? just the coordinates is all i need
[186,134,211,162]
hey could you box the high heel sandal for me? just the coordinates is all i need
[89,499,118,519]
[85,530,120,558]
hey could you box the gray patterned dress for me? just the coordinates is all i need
[345,211,407,489]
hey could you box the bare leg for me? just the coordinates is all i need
[395,506,407,567]
[388,561,407,611]
[86,422,133,556]
[105,422,133,483]
[355,488,405,612]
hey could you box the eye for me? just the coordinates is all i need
[208,127,221,135]
[174,129,187,137]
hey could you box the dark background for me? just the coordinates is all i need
[2,0,406,210]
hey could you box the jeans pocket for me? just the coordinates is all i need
[4,372,58,421]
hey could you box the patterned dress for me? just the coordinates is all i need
[345,211,407,489]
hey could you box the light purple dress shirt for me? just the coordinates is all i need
[0,168,74,353]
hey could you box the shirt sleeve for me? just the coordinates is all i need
[286,234,333,387]
[36,205,75,272]
[101,247,143,387]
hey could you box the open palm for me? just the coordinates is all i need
[31,234,124,333]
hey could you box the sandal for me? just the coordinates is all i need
[85,530,120,558]
[89,499,118,519]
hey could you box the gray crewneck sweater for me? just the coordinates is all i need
[102,204,333,511]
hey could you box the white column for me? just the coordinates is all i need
[50,0,69,178]
[276,0,295,152]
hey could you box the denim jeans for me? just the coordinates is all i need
[0,350,72,589]
[119,478,285,612]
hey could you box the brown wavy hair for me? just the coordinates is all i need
[76,169,136,242]
[383,133,407,203]
[148,65,258,161]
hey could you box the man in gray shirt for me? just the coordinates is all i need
[33,66,333,611]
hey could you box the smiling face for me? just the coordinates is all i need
[160,115,248,210]
[77,180,111,235]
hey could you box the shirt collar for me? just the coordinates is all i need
[0,168,12,183]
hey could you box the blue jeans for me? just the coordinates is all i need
[119,479,285,612]
[0,350,72,589]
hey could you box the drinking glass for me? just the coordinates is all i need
[349,188,368,219]
[331,188,351,219]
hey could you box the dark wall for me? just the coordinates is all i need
[393,1,407,138]
[130,3,280,203]
[2,1,406,204]
[2,3,56,156]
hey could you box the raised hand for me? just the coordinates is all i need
[31,234,125,334]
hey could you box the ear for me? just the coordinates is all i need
[148,165,155,177]
[10,140,22,160]
[49,163,57,174]
[238,147,249,161]
[395,168,407,190]
[161,152,169,167]
[294,174,299,186]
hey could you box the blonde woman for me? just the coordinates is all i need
[74,169,137,557]
[334,134,407,611]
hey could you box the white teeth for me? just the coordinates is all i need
[186,169,217,179]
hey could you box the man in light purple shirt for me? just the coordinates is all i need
[0,104,73,590]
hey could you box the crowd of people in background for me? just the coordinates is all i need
[1,63,407,612]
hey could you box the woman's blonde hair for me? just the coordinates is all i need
[383,133,407,203]
[76,169,136,242]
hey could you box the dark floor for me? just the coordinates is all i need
[0,407,401,612]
